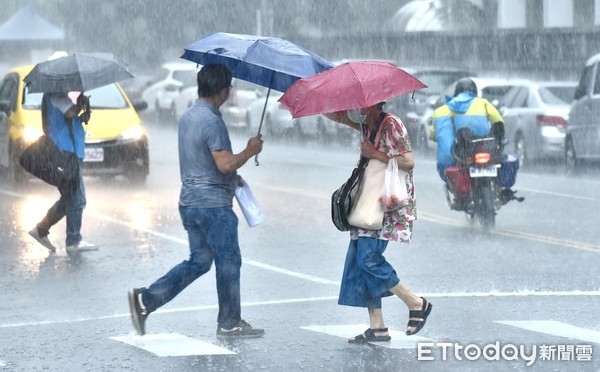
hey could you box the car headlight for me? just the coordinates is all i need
[119,125,145,140]
[21,126,44,144]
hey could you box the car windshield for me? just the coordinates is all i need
[539,86,575,105]
[23,83,129,110]
[481,86,514,104]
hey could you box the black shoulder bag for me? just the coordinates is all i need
[331,112,386,231]
[19,97,81,191]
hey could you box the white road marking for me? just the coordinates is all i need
[421,290,600,298]
[3,290,599,330]
[495,320,600,344]
[516,187,600,202]
[0,359,5,366]
[89,212,340,285]
[2,185,599,262]
[0,296,339,329]
[418,211,600,253]
[301,324,433,349]
[2,189,600,335]
[110,333,236,356]
[244,259,340,285]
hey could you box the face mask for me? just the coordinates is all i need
[347,108,366,124]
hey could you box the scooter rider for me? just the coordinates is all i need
[429,78,505,209]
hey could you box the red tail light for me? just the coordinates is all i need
[536,115,568,128]
[474,152,491,164]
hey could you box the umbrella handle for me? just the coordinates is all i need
[255,82,273,166]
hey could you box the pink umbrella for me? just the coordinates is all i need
[278,61,427,118]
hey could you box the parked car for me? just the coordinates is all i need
[119,74,154,102]
[174,79,260,130]
[0,65,150,185]
[246,91,296,138]
[420,77,528,151]
[500,80,577,167]
[566,52,600,170]
[386,67,475,151]
[141,61,199,121]
[246,91,338,141]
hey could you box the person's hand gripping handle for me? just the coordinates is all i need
[248,134,263,165]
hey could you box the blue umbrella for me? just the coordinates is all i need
[182,32,333,93]
[182,33,334,162]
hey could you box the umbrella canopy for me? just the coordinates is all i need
[24,53,134,93]
[278,61,427,118]
[181,32,334,93]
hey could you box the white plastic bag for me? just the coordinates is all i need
[379,158,409,212]
[235,177,265,227]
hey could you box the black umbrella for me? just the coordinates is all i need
[24,52,134,93]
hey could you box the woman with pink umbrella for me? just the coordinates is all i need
[280,61,432,342]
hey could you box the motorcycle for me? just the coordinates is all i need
[444,128,524,230]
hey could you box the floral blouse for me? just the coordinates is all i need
[350,113,417,243]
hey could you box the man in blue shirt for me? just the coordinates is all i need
[128,64,264,338]
[28,92,97,254]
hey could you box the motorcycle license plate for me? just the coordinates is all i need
[84,147,104,162]
[469,166,497,177]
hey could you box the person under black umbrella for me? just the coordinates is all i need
[28,91,97,254]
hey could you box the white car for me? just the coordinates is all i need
[501,80,576,167]
[173,85,197,122]
[222,82,259,130]
[246,91,294,138]
[246,92,337,141]
[567,52,600,170]
[173,79,259,129]
[142,61,199,121]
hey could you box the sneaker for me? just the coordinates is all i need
[66,241,98,254]
[28,228,56,252]
[128,288,149,336]
[216,319,265,339]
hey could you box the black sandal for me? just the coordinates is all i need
[406,297,432,336]
[348,327,391,343]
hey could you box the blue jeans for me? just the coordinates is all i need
[338,237,400,308]
[142,206,242,329]
[37,160,86,247]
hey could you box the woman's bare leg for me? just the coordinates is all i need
[389,282,425,334]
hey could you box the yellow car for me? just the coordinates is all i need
[0,65,149,184]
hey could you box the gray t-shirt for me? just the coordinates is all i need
[178,99,236,208]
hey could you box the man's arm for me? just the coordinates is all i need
[429,111,438,142]
[485,100,505,143]
[212,135,263,174]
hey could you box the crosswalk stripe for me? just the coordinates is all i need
[301,324,433,349]
[495,321,600,344]
[110,333,236,356]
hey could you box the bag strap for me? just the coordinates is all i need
[358,112,387,169]
[66,117,77,154]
